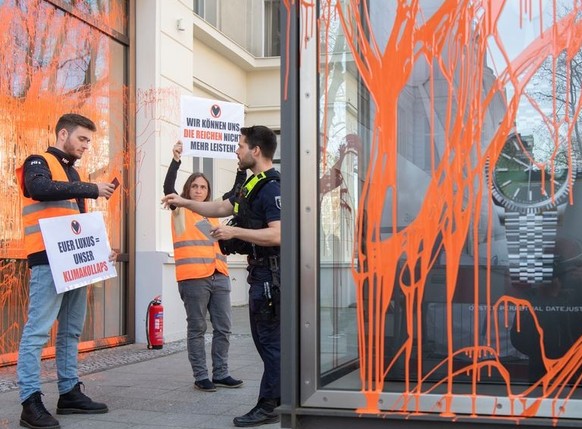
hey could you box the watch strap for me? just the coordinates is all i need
[505,211,558,285]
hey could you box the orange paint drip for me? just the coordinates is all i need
[282,0,316,100]
[308,0,582,421]
[0,0,129,363]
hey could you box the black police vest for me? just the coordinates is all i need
[218,169,280,257]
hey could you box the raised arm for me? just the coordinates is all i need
[163,141,182,197]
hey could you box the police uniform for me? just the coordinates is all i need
[226,168,281,403]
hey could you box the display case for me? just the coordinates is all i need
[281,1,582,427]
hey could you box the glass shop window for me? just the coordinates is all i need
[315,0,582,398]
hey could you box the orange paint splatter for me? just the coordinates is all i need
[0,0,128,364]
[311,0,582,421]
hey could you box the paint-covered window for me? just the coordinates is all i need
[308,0,582,420]
[60,0,127,35]
[0,0,129,364]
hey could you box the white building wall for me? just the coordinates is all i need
[135,1,281,344]
[194,43,248,101]
[135,0,194,344]
[246,68,281,127]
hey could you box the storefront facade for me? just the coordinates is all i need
[280,1,582,427]
[0,0,132,365]
[0,0,282,364]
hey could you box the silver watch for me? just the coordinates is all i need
[490,133,575,286]
[504,211,559,285]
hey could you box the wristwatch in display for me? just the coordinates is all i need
[490,133,576,286]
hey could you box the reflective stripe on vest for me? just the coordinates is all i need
[17,153,81,256]
[171,209,228,281]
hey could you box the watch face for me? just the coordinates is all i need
[492,134,572,212]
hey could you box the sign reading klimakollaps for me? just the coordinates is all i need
[39,212,118,294]
[180,96,243,160]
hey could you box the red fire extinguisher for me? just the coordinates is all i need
[146,296,164,349]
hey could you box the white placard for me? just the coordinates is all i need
[180,95,243,159]
[39,212,118,294]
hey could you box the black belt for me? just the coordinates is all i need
[248,255,280,269]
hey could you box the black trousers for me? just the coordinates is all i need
[248,281,280,400]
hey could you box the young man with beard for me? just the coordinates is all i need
[16,113,116,429]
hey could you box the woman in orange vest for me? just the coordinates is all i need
[163,141,245,392]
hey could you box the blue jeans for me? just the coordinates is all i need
[17,265,87,402]
[178,272,232,381]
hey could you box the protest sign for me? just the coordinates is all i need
[39,212,117,293]
[180,95,244,159]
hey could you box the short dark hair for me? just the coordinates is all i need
[181,172,211,201]
[55,113,97,136]
[240,125,277,160]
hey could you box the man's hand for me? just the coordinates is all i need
[108,249,118,262]
[162,193,188,209]
[173,141,182,162]
[209,225,237,241]
[211,220,280,247]
[97,182,116,199]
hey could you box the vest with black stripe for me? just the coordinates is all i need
[17,153,82,257]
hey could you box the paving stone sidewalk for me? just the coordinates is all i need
[0,306,281,429]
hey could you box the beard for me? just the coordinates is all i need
[238,156,254,170]
[63,137,82,160]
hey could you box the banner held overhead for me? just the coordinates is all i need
[180,95,244,160]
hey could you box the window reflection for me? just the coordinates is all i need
[60,0,126,34]
[318,2,360,378]
[194,0,280,58]
[316,0,582,404]
[0,0,127,362]
[264,0,281,56]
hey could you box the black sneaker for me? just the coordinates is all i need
[212,376,243,388]
[194,379,216,392]
[20,391,60,429]
[233,405,279,427]
[56,382,108,415]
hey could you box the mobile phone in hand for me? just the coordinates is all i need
[107,177,120,200]
[111,177,120,190]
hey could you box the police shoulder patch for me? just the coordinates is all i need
[275,196,281,210]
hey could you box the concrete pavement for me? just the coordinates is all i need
[0,305,281,429]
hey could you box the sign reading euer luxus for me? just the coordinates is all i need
[180,95,244,160]
[39,212,118,294]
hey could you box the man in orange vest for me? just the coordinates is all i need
[16,113,116,429]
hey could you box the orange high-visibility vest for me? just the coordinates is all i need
[171,209,228,281]
[16,153,82,256]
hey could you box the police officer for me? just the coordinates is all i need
[162,125,281,427]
